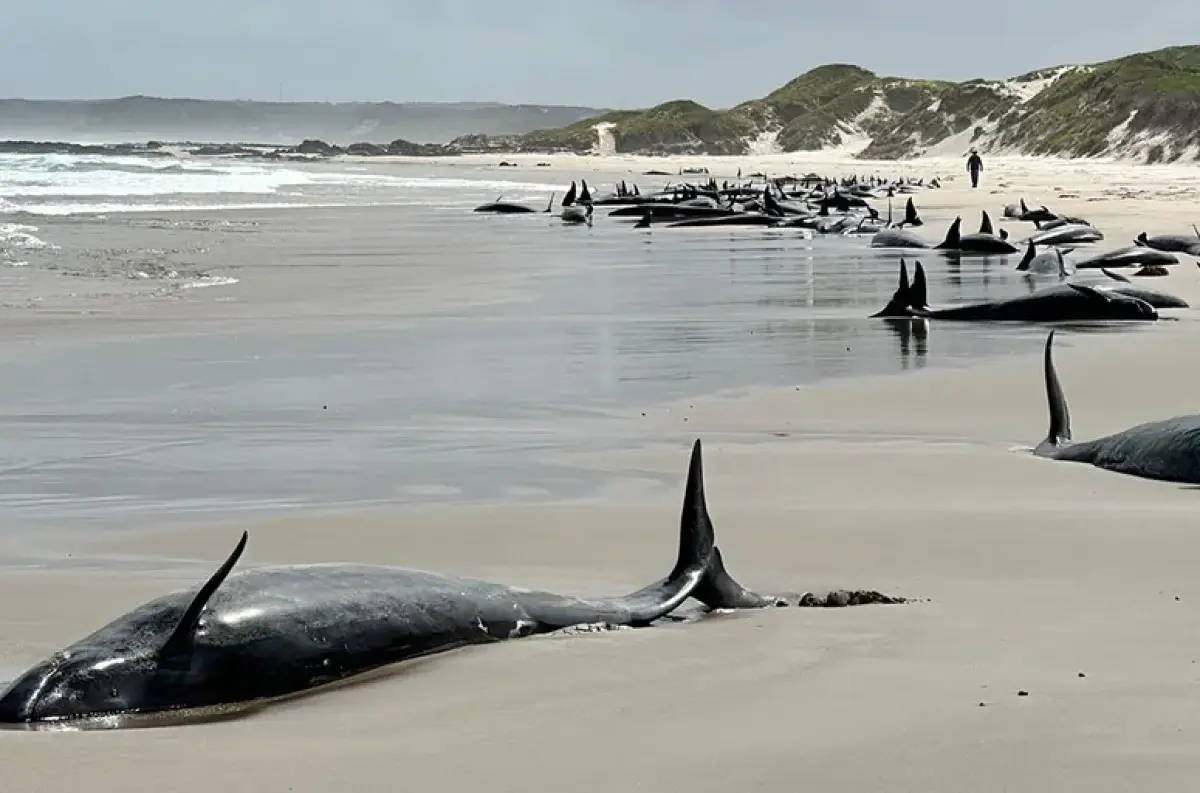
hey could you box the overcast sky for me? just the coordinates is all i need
[2,0,1197,108]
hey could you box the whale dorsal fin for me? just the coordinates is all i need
[160,531,249,657]
[1016,240,1035,271]
[979,210,994,236]
[904,196,919,226]
[937,216,962,248]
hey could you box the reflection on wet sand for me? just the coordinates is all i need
[883,318,929,368]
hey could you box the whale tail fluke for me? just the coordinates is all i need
[677,440,906,611]
[1034,331,1073,457]
[871,258,926,317]
[667,440,717,583]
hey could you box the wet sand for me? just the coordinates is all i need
[3,153,1200,791]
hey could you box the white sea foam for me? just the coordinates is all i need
[11,201,334,216]
[0,152,562,216]
[0,223,58,250]
[0,153,316,198]
[180,276,240,290]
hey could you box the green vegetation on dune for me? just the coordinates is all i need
[992,46,1200,160]
[734,65,877,151]
[607,100,756,155]
[861,80,1014,159]
[489,44,1200,162]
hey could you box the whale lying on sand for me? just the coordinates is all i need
[1134,229,1200,257]
[934,216,1019,255]
[473,193,555,214]
[1072,245,1179,270]
[1033,331,1200,484]
[872,260,1160,322]
[0,440,901,729]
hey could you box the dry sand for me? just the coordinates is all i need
[4,152,1200,791]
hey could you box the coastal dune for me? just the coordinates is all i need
[2,155,1200,791]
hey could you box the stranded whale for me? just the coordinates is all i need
[0,441,900,729]
[1032,331,1200,484]
[872,260,1159,322]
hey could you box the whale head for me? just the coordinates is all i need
[0,532,249,726]
[0,642,171,724]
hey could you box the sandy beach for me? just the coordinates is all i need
[3,149,1200,791]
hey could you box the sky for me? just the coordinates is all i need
[2,0,1198,108]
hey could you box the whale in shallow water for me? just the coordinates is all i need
[934,216,1019,255]
[1032,331,1200,484]
[872,260,1159,322]
[0,441,901,729]
[473,193,555,214]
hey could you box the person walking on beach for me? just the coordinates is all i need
[966,148,984,188]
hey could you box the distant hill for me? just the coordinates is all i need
[480,45,1200,163]
[0,96,609,145]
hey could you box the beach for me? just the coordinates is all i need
[2,148,1200,791]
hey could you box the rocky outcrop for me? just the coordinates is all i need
[0,140,174,157]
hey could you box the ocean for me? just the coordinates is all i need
[0,151,1155,537]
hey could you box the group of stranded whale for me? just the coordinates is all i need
[475,172,1199,324]
[3,172,1200,732]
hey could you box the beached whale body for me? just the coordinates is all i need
[1025,223,1103,247]
[474,193,555,214]
[872,260,1159,322]
[1072,245,1179,270]
[1134,230,1200,256]
[0,441,900,728]
[934,216,1019,255]
[1033,331,1200,484]
[870,228,929,249]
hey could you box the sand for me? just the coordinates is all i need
[4,151,1200,791]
